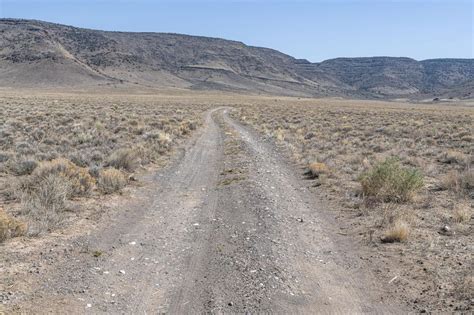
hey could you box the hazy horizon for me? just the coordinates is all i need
[1,0,472,62]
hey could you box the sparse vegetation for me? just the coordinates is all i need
[0,92,208,239]
[232,97,473,311]
[0,91,472,312]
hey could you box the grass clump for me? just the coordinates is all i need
[98,168,127,194]
[305,162,329,179]
[106,148,140,172]
[381,220,409,243]
[441,169,474,197]
[32,158,95,197]
[359,157,423,203]
[453,205,472,223]
[21,174,71,234]
[0,207,27,242]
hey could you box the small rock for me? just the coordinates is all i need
[86,303,92,308]
[119,270,126,275]
[439,225,454,236]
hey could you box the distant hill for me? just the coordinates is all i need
[1,19,473,99]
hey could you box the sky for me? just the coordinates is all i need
[0,0,472,62]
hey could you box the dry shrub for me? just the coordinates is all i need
[305,162,329,179]
[453,205,472,223]
[0,207,27,242]
[106,148,139,172]
[275,129,285,141]
[0,151,11,163]
[359,157,423,203]
[8,156,38,175]
[32,158,95,197]
[156,132,173,151]
[382,220,409,243]
[441,169,474,197]
[460,169,474,196]
[21,174,71,235]
[441,170,461,191]
[98,168,127,194]
[439,150,467,165]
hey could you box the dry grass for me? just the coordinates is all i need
[453,205,472,223]
[0,91,209,238]
[232,97,473,311]
[306,162,329,179]
[0,206,27,242]
[382,220,409,243]
[106,148,140,172]
[21,173,72,235]
[98,168,127,194]
[32,158,95,197]
[233,99,472,212]
[441,168,474,197]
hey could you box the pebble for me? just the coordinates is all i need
[439,225,454,236]
[119,270,126,275]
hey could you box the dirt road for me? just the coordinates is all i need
[4,108,405,313]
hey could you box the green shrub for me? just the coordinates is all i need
[359,157,423,202]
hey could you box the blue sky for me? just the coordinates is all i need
[1,0,472,62]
